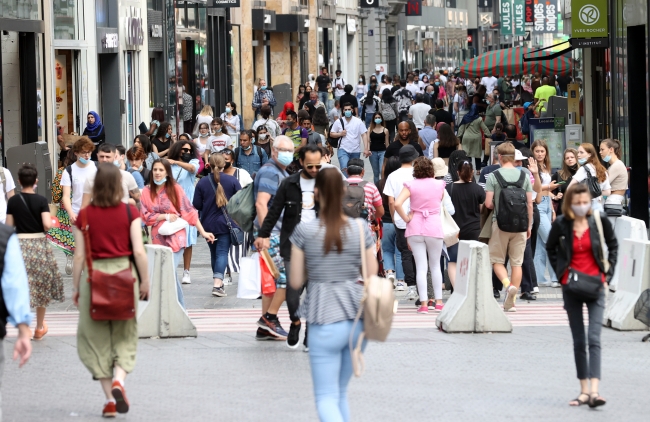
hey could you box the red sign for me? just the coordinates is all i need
[406,0,422,16]
[525,0,534,23]
[467,35,473,43]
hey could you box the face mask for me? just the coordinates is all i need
[215,128,222,133]
[138,165,143,172]
[515,166,522,171]
[259,133,267,140]
[79,157,90,165]
[435,82,440,86]
[344,110,352,118]
[277,151,293,166]
[359,78,363,83]
[243,145,252,151]
[571,203,591,217]
[154,177,167,186]
[310,100,317,105]
[165,133,171,139]
[225,107,231,114]
[200,133,209,137]
[181,153,192,163]
[374,118,382,124]
[224,162,232,169]
[569,164,579,172]
[578,158,588,165]
[603,154,611,163]
[113,160,120,167]
[260,86,267,91]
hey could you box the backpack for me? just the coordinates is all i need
[342,180,368,219]
[307,131,323,146]
[379,101,397,121]
[225,182,255,232]
[233,145,264,169]
[493,170,529,233]
[327,117,344,149]
[520,111,531,135]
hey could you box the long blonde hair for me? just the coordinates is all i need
[199,105,213,117]
[208,154,228,208]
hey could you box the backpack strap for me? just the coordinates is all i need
[492,170,509,190]
[66,165,74,193]
[514,170,527,188]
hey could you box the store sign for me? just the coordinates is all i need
[533,0,557,34]
[479,12,493,27]
[572,0,608,39]
[514,0,525,36]
[524,0,533,23]
[210,0,241,6]
[102,33,119,49]
[124,8,144,46]
[359,0,379,8]
[405,0,422,16]
[151,24,162,38]
[347,18,356,34]
[501,0,512,34]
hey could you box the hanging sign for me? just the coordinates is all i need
[360,0,379,8]
[514,0,525,36]
[501,0,513,34]
[533,0,558,34]
[572,0,608,39]
[405,0,422,16]
[525,0,534,23]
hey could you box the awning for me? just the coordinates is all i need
[459,46,572,78]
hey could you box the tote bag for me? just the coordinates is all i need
[237,253,261,299]
[441,187,460,247]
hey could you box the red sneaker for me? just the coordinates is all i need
[102,401,117,418]
[111,381,130,414]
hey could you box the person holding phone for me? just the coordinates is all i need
[551,148,580,216]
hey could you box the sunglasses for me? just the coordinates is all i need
[181,148,192,153]
[219,149,234,155]
[305,164,322,170]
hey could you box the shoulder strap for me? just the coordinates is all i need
[593,210,610,273]
[233,147,240,165]
[515,170,527,188]
[339,117,345,130]
[492,170,509,189]
[207,174,218,193]
[256,145,263,159]
[125,205,142,285]
[17,194,42,228]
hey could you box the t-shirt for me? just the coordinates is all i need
[6,193,48,233]
[485,167,533,222]
[83,169,138,205]
[316,75,331,92]
[128,168,145,189]
[384,140,424,161]
[408,103,432,128]
[300,176,317,223]
[0,167,16,224]
[76,203,140,259]
[346,176,383,222]
[480,76,498,93]
[383,166,414,229]
[208,134,232,153]
[339,94,358,112]
[60,162,98,215]
[331,116,367,154]
[405,83,419,97]
[445,182,485,240]
[283,126,309,157]
[333,78,347,97]
[253,160,289,231]
[328,107,341,123]
[534,85,557,112]
[572,164,611,199]
[606,160,628,191]
[485,103,502,130]
[252,118,281,137]
[433,109,454,127]
[419,126,437,158]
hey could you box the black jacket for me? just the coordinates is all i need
[546,213,618,283]
[258,172,318,259]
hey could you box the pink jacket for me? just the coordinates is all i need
[141,183,198,252]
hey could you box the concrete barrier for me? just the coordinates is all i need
[609,216,647,291]
[137,245,197,338]
[603,239,650,331]
[437,241,512,333]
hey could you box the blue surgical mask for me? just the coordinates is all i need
[374,118,382,124]
[435,81,440,86]
[200,133,209,137]
[225,107,231,114]
[344,110,352,118]
[114,160,120,167]
[153,177,167,186]
[138,165,143,172]
[215,128,222,133]
[165,133,170,139]
[260,86,267,91]
[578,158,588,165]
[515,166,522,171]
[603,154,611,163]
[277,151,293,166]
[243,145,252,151]
[79,157,90,165]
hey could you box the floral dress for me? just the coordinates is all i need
[46,167,75,255]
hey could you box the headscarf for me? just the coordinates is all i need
[86,111,102,132]
[459,104,480,127]
[303,102,316,119]
[278,102,294,121]
[448,150,469,182]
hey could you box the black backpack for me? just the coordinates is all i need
[493,170,528,233]
[327,117,344,149]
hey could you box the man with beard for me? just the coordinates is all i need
[382,121,424,174]
[254,143,323,350]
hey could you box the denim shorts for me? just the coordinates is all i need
[253,230,287,289]
[447,242,458,263]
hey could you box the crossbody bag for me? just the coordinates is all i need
[207,175,244,246]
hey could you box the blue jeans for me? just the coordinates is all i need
[364,113,373,128]
[534,195,557,283]
[208,234,232,280]
[368,150,385,184]
[336,149,360,176]
[381,222,404,280]
[309,320,367,422]
[319,91,329,109]
[172,249,186,308]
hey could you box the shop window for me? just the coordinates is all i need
[0,0,39,19]
[53,0,77,39]
[96,0,110,27]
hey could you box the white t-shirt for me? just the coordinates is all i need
[220,113,241,133]
[481,76,498,93]
[417,81,426,93]
[196,114,213,128]
[383,166,414,229]
[83,169,138,205]
[300,176,317,223]
[0,167,16,224]
[330,116,367,154]
[208,134,233,153]
[408,103,432,128]
[252,118,280,137]
[60,162,97,215]
[405,83,419,98]
[439,74,448,84]
[194,136,210,155]
[333,77,347,97]
[573,163,611,201]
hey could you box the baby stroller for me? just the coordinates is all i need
[633,289,650,342]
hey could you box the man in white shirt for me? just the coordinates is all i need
[82,143,140,208]
[408,94,432,129]
[329,102,370,176]
[481,74,498,93]
[382,144,417,295]
[333,69,347,100]
[0,167,16,224]
[405,74,419,97]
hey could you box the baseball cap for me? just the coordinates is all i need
[514,149,525,161]
[523,101,532,109]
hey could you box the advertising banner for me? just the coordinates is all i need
[501,0,512,34]
[55,55,68,135]
[514,0,525,36]
[533,0,558,34]
[572,0,608,39]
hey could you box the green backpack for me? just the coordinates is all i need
[226,182,255,232]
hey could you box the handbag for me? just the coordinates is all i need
[237,253,262,299]
[158,218,189,235]
[350,220,397,377]
[582,166,602,199]
[441,186,460,247]
[222,206,244,246]
[81,206,139,321]
[604,203,627,217]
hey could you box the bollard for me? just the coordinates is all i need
[603,239,650,331]
[137,245,197,338]
[437,240,512,333]
[609,216,647,291]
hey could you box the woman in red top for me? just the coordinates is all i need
[546,184,618,409]
[72,163,150,418]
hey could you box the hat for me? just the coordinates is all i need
[399,145,419,163]
[375,65,382,71]
[523,101,532,109]
[514,149,525,161]
[431,158,448,178]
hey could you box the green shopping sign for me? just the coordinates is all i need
[572,0,608,39]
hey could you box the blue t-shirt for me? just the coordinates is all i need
[192,173,241,235]
[253,159,288,231]
[128,168,145,189]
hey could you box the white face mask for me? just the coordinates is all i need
[571,203,591,217]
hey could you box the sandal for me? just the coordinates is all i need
[588,393,606,408]
[569,393,590,406]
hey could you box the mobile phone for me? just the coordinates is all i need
[556,181,567,185]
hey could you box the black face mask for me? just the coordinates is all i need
[224,162,232,169]
[181,153,192,163]
[569,163,579,173]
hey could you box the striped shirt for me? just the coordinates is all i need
[290,218,374,325]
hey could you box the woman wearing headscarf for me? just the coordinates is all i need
[302,101,317,120]
[83,111,106,161]
[457,104,490,173]
[278,101,295,130]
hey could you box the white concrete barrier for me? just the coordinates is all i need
[437,241,512,333]
[609,216,647,290]
[603,239,650,331]
[137,245,197,338]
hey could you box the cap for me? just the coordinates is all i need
[523,101,532,109]
[514,149,525,161]
[431,158,448,178]
[375,65,382,71]
[399,145,419,163]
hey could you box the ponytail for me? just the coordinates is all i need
[208,153,228,208]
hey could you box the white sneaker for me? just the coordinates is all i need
[504,286,518,311]
[386,271,396,286]
[538,281,552,287]
[394,281,406,291]
[533,287,540,294]
[181,270,191,284]
[405,286,418,300]
[223,275,232,285]
[551,282,561,288]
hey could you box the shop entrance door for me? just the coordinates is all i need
[98,53,120,143]
[590,49,610,142]
[181,39,196,134]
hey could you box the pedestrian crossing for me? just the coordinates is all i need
[7,302,580,338]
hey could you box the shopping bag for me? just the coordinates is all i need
[237,253,261,299]
[260,255,277,296]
